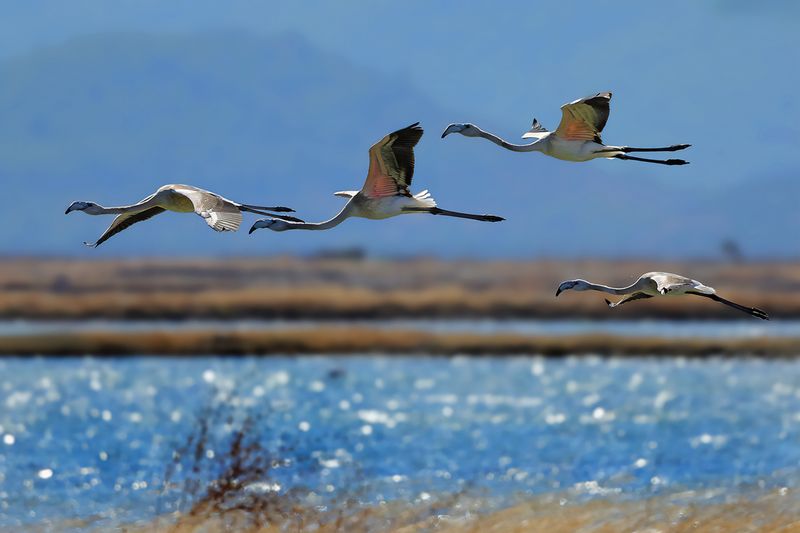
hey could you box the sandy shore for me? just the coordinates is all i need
[123,488,800,533]
[432,490,800,533]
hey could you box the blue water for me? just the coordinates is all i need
[0,318,795,338]
[0,356,799,529]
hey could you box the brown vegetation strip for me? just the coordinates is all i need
[0,258,797,319]
[1,327,798,356]
[1,285,794,320]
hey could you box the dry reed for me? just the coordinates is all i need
[0,257,796,320]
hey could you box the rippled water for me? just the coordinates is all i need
[0,318,794,338]
[0,356,799,529]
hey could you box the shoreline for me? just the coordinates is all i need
[1,327,799,356]
[130,487,800,533]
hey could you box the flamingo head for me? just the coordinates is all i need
[65,201,100,214]
[441,123,481,138]
[249,218,290,234]
[555,279,590,297]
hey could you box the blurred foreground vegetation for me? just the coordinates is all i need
[1,257,795,320]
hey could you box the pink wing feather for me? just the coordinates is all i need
[361,123,423,198]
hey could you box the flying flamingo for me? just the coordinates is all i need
[442,92,691,165]
[65,184,301,247]
[249,123,504,234]
[555,272,769,319]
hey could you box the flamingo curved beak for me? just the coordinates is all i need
[441,124,466,138]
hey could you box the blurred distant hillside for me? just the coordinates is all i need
[0,2,798,257]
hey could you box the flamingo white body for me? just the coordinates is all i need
[65,183,300,247]
[249,123,503,234]
[330,189,437,220]
[542,136,611,162]
[442,92,691,165]
[555,271,769,320]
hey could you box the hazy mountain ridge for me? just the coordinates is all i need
[0,31,794,258]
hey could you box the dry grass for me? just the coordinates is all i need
[140,490,800,533]
[431,491,800,533]
[1,327,798,356]
[0,257,798,319]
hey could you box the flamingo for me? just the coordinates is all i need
[249,123,504,234]
[65,184,301,247]
[555,272,769,320]
[441,92,691,165]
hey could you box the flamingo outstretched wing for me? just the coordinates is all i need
[87,207,167,247]
[171,185,243,232]
[554,92,611,143]
[644,272,704,294]
[361,123,424,198]
[521,118,550,140]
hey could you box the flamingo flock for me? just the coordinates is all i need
[66,91,768,319]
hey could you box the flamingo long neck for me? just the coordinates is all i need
[89,193,163,215]
[93,204,140,215]
[282,205,351,231]
[475,127,543,152]
[585,280,643,295]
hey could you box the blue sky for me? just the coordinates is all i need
[1,2,798,257]
[3,2,798,185]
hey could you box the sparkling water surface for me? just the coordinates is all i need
[0,356,799,529]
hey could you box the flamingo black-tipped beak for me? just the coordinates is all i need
[249,219,267,234]
[441,124,460,138]
[555,288,562,297]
